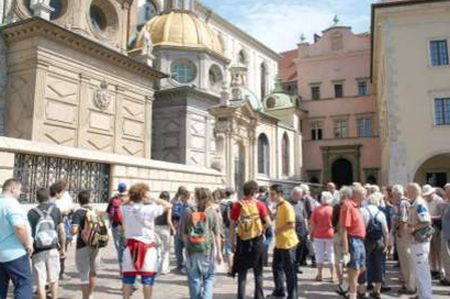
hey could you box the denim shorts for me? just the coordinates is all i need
[123,275,155,286]
[347,237,366,270]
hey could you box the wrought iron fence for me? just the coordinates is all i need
[13,153,111,203]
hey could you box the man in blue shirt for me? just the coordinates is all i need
[0,178,33,299]
[171,186,192,273]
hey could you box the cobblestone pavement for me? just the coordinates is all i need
[55,242,450,299]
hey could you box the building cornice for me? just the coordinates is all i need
[0,17,168,81]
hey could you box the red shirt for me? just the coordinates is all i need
[339,199,366,238]
[311,205,334,239]
[230,197,269,221]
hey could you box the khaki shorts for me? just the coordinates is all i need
[32,249,60,286]
[75,247,99,284]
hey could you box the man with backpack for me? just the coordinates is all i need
[229,180,272,299]
[27,188,65,299]
[269,184,299,299]
[219,187,235,276]
[361,192,389,299]
[72,190,109,299]
[106,182,127,272]
[183,188,222,299]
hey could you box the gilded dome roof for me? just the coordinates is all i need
[135,11,224,56]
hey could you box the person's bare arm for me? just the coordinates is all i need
[166,208,175,233]
[71,224,80,235]
[309,221,315,240]
[57,223,66,257]
[15,224,33,255]
[263,215,272,229]
[341,225,348,253]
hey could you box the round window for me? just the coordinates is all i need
[171,60,197,84]
[88,0,119,38]
[25,0,66,20]
[90,5,107,32]
[266,97,276,109]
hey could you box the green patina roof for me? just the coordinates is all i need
[263,76,297,111]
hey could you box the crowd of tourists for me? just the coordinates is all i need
[1,177,450,299]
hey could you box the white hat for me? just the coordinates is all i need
[422,184,436,197]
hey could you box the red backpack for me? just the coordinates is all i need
[108,196,123,225]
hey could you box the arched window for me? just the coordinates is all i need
[258,134,270,175]
[144,0,157,20]
[260,63,267,98]
[282,133,290,176]
[238,50,248,65]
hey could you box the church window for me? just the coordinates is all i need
[258,134,270,175]
[434,98,450,125]
[209,65,223,91]
[334,83,343,98]
[90,5,107,32]
[281,133,290,176]
[358,117,373,137]
[311,85,321,100]
[267,97,276,109]
[171,60,197,83]
[358,80,369,96]
[430,40,449,66]
[311,121,323,140]
[334,119,348,138]
[144,1,157,20]
[261,63,267,98]
[238,50,248,65]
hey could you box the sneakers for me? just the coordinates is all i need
[267,291,286,298]
[59,273,71,281]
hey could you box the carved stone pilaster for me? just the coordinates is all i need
[0,36,7,136]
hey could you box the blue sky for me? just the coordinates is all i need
[200,0,378,52]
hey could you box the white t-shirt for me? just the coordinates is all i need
[361,205,388,233]
[122,203,164,244]
[426,194,445,218]
[54,192,74,215]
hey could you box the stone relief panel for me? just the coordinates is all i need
[5,74,33,139]
[43,125,75,146]
[45,100,77,125]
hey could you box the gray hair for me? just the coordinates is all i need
[299,183,310,193]
[367,192,383,207]
[445,183,450,191]
[392,184,404,196]
[339,186,352,201]
[407,182,422,197]
[321,191,334,205]
[352,185,367,198]
[368,185,380,194]
[291,186,303,197]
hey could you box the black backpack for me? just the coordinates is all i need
[220,201,232,228]
[365,208,383,241]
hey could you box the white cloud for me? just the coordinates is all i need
[201,0,377,52]
[236,3,335,52]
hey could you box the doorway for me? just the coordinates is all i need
[331,158,353,187]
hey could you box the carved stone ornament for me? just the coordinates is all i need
[94,81,112,110]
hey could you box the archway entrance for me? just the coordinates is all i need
[414,153,450,187]
[332,158,353,187]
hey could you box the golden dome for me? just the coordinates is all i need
[135,11,224,56]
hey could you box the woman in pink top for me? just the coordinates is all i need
[310,191,335,282]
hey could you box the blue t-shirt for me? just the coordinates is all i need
[0,195,31,262]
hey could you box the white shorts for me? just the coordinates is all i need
[313,238,335,265]
[75,247,99,284]
[32,249,60,286]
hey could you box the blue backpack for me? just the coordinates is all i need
[366,209,383,241]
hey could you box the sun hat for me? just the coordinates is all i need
[422,184,436,197]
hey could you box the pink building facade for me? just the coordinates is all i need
[282,26,381,186]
